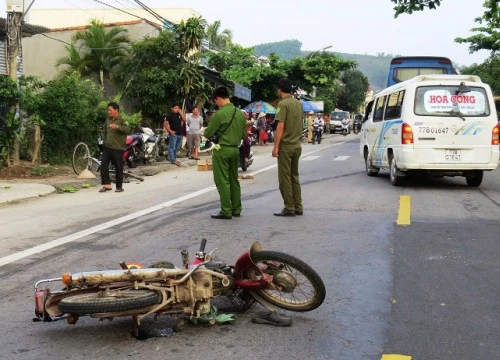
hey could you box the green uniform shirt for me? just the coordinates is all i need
[275,95,303,146]
[102,116,128,150]
[204,103,247,147]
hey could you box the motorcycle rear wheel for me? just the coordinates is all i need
[58,289,159,315]
[247,251,325,312]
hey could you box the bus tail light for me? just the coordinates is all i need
[492,125,499,145]
[402,123,414,145]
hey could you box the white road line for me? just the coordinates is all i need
[1,141,349,267]
[334,156,350,161]
[0,187,215,267]
[302,156,321,161]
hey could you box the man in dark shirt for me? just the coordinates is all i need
[163,104,186,166]
[100,102,128,193]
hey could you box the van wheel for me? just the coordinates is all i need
[389,156,403,186]
[365,152,379,177]
[465,170,483,187]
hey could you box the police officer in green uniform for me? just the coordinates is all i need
[272,78,304,216]
[204,86,247,219]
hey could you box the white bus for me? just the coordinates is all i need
[360,74,500,187]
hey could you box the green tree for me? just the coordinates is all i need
[56,19,130,87]
[460,54,500,95]
[208,46,355,105]
[206,20,232,50]
[0,75,20,167]
[455,0,500,54]
[38,72,103,162]
[115,31,183,123]
[336,69,370,113]
[391,0,442,17]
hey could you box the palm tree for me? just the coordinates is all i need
[206,20,232,50]
[57,20,130,86]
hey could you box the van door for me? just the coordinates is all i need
[413,85,495,164]
[360,101,374,158]
[369,95,387,166]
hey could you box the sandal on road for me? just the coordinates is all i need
[99,186,112,193]
[251,311,293,326]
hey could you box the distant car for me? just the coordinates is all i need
[329,111,350,134]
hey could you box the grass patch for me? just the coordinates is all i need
[31,166,57,177]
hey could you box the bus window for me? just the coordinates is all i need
[387,56,457,87]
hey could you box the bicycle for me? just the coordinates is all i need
[72,141,144,182]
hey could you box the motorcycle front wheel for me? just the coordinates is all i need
[247,251,326,312]
[58,289,159,315]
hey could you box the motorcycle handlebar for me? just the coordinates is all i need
[199,238,207,252]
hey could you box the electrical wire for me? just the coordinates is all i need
[89,0,149,21]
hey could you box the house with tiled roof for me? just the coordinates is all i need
[22,8,201,81]
[22,19,162,81]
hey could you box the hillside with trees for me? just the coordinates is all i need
[253,40,399,90]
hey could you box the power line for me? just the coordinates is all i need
[89,0,148,22]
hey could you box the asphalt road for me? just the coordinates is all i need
[0,133,499,360]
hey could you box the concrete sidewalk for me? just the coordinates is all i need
[0,183,56,204]
[0,138,328,205]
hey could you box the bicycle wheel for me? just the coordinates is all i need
[72,142,91,175]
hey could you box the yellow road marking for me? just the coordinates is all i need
[396,195,411,226]
[381,355,412,360]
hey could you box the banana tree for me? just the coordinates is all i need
[175,17,207,111]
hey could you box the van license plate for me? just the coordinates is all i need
[445,149,461,161]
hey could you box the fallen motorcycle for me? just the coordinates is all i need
[34,239,326,336]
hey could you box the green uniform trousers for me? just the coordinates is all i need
[278,144,303,212]
[212,146,241,217]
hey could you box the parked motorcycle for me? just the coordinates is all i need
[312,123,322,145]
[123,133,144,168]
[353,120,361,135]
[139,127,169,163]
[34,239,326,336]
[341,120,350,136]
[239,139,254,171]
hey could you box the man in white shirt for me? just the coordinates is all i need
[186,106,203,160]
[313,114,325,138]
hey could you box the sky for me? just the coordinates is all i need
[0,0,490,67]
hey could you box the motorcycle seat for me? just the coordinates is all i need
[205,260,226,270]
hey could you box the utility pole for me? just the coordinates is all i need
[5,0,34,165]
[6,1,23,165]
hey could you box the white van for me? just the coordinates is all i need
[360,74,500,187]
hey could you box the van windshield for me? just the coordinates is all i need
[414,86,490,117]
[330,111,348,120]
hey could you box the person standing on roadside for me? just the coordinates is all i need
[164,104,186,166]
[99,102,128,193]
[307,111,314,142]
[272,78,303,217]
[187,106,203,160]
[204,86,247,220]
